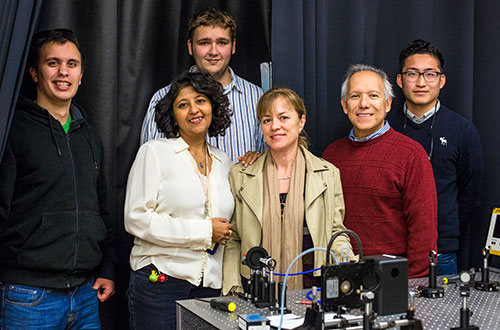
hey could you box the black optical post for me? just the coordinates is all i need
[243,247,289,312]
[243,247,267,302]
[451,271,479,330]
[418,251,445,298]
[474,246,500,292]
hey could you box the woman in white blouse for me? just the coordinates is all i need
[124,71,234,329]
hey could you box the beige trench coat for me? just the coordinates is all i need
[222,146,352,294]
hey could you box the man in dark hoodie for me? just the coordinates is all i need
[0,29,115,328]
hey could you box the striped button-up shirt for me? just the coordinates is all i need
[140,67,265,162]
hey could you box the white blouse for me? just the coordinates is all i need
[124,137,234,288]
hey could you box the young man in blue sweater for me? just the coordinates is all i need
[388,39,483,275]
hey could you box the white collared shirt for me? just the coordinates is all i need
[124,137,234,288]
[404,100,441,124]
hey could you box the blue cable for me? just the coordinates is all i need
[266,267,321,276]
[278,247,336,330]
[306,287,321,301]
[268,243,351,276]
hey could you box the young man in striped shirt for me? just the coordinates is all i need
[140,7,265,163]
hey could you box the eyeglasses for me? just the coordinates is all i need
[402,70,442,83]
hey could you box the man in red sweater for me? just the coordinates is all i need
[322,64,437,278]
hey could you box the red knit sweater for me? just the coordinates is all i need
[322,128,437,278]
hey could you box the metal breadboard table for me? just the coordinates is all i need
[410,271,500,329]
[176,290,310,329]
[176,270,500,329]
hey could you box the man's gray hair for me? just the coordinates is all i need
[340,64,394,101]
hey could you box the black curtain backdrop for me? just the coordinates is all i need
[272,0,500,272]
[4,0,500,328]
[27,1,271,328]
[0,0,41,159]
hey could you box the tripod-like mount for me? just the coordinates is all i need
[418,250,445,298]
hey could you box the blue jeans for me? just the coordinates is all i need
[0,279,100,329]
[437,252,458,276]
[127,264,220,330]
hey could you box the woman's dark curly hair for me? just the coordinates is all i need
[155,70,232,138]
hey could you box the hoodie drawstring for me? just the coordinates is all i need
[84,123,98,170]
[45,106,97,169]
[47,112,62,157]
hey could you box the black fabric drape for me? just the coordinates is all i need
[23,1,271,329]
[6,0,499,328]
[0,0,41,159]
[272,0,500,271]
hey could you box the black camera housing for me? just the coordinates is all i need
[321,255,408,315]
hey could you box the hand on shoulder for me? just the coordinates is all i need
[237,151,263,167]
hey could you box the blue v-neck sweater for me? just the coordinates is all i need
[389,105,483,254]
